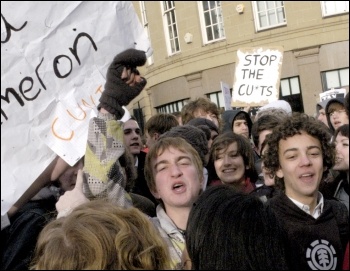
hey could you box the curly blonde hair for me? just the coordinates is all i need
[30,200,170,270]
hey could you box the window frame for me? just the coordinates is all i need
[280,76,301,97]
[321,68,349,91]
[156,100,186,113]
[161,1,181,56]
[320,1,349,17]
[198,1,226,44]
[252,1,287,32]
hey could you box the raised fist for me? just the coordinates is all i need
[98,48,148,117]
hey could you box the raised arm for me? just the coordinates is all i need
[82,48,147,208]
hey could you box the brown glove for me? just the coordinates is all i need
[98,48,147,118]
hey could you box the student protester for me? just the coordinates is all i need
[144,137,205,269]
[325,97,349,135]
[1,159,83,270]
[31,199,171,270]
[160,124,209,190]
[187,117,219,149]
[250,138,281,202]
[209,132,258,193]
[122,116,157,211]
[171,111,183,125]
[251,112,289,186]
[263,113,349,270]
[56,48,205,270]
[320,124,349,212]
[184,185,290,270]
[254,99,292,121]
[316,99,331,130]
[181,97,222,131]
[222,109,252,139]
[187,118,220,187]
[144,113,179,149]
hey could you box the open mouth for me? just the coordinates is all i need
[172,183,185,192]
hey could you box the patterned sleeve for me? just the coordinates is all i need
[82,111,133,208]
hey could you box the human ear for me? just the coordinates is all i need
[276,168,284,179]
[151,190,160,199]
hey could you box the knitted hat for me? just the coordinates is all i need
[160,125,209,166]
[187,118,219,134]
[259,100,292,114]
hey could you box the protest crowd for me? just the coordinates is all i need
[1,8,349,265]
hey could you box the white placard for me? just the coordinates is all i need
[1,1,152,215]
[232,47,284,107]
[220,81,232,111]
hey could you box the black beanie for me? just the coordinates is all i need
[187,118,219,134]
[161,125,209,166]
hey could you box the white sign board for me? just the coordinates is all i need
[220,81,232,111]
[232,47,284,107]
[1,1,152,215]
[319,88,347,101]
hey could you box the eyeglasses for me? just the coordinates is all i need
[329,109,346,117]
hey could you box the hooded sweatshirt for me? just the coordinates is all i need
[325,97,346,133]
[221,110,252,137]
[268,192,349,270]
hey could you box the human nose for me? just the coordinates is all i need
[170,164,183,177]
[222,154,231,165]
[335,143,342,153]
[299,153,311,166]
[131,131,140,138]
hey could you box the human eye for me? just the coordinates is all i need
[156,166,164,172]
[156,164,167,172]
[178,158,191,166]
[229,152,238,158]
[215,154,224,160]
[285,152,297,160]
[310,152,320,157]
[309,150,321,157]
[210,114,218,120]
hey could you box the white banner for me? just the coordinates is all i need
[1,1,152,215]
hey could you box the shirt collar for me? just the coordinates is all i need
[288,192,324,219]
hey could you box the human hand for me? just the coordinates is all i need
[98,48,147,117]
[56,169,89,218]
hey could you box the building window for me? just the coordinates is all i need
[198,1,226,44]
[252,1,286,31]
[320,1,349,17]
[280,76,304,112]
[280,77,300,96]
[321,68,349,91]
[161,1,180,55]
[207,91,225,109]
[156,100,186,113]
[139,1,154,65]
